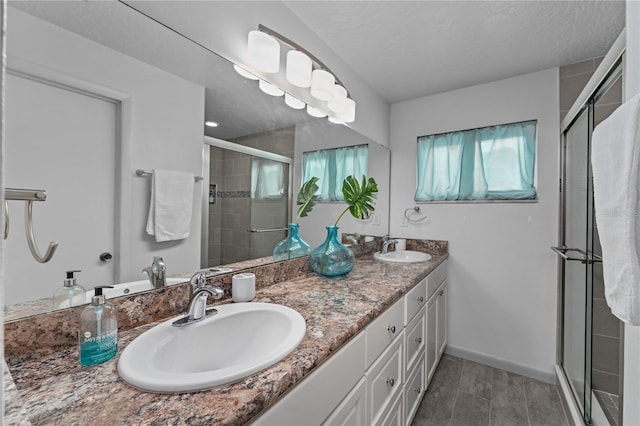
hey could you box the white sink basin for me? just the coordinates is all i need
[373,250,432,264]
[117,302,306,393]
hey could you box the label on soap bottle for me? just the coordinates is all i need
[80,329,118,366]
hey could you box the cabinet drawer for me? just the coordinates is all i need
[427,260,447,299]
[367,333,404,425]
[404,306,425,375]
[366,300,404,369]
[404,278,427,325]
[404,353,425,426]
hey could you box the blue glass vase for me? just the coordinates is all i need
[310,226,355,277]
[273,223,312,261]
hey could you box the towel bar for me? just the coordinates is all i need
[136,169,203,182]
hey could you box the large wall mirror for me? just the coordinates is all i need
[4,1,390,320]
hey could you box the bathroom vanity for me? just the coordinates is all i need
[4,243,447,425]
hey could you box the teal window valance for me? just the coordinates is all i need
[415,120,537,201]
[302,144,368,201]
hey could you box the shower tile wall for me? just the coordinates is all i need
[207,127,295,267]
[560,58,622,395]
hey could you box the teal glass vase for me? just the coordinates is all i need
[310,226,355,277]
[273,223,312,261]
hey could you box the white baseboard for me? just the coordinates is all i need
[445,345,556,384]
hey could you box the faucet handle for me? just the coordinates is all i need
[190,271,208,290]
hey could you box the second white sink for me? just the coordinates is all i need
[374,250,432,264]
[117,302,306,393]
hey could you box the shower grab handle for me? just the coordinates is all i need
[550,246,602,264]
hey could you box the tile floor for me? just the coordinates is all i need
[411,355,569,426]
[594,389,619,426]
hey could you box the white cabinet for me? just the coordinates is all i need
[426,293,438,382]
[255,259,448,426]
[437,281,448,358]
[426,279,448,383]
[322,377,366,426]
[253,333,366,426]
[367,334,404,425]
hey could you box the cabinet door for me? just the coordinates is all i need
[426,295,438,382]
[404,353,425,426]
[437,282,448,357]
[323,377,366,426]
[367,333,404,425]
[375,386,404,426]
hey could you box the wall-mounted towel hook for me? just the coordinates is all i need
[24,200,58,263]
[5,188,58,263]
[404,205,428,223]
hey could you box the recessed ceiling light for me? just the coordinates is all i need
[205,121,219,128]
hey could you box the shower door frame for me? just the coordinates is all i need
[555,36,625,425]
[201,135,293,268]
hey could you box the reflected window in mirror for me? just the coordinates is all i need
[302,144,368,201]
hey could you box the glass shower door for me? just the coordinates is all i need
[560,105,593,421]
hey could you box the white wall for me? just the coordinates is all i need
[127,1,390,148]
[7,9,204,286]
[294,120,390,247]
[624,1,640,424]
[389,68,560,382]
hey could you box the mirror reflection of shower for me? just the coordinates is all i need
[202,130,293,268]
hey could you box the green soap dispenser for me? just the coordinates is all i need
[52,270,87,309]
[79,286,118,367]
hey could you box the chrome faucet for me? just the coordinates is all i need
[380,238,398,254]
[142,256,166,288]
[172,271,224,327]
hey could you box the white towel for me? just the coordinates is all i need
[145,169,194,242]
[591,92,640,326]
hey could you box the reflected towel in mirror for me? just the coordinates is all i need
[146,169,194,242]
[592,92,640,326]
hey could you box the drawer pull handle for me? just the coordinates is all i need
[387,325,396,334]
[414,386,421,393]
[416,296,424,303]
[438,290,444,296]
[414,337,422,344]
[386,378,395,387]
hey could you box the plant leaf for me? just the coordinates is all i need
[338,175,378,223]
[296,176,319,223]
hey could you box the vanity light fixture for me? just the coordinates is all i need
[247,30,280,73]
[205,121,219,128]
[234,24,356,123]
[233,64,259,80]
[284,93,305,109]
[259,80,284,97]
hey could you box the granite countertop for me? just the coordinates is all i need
[6,253,447,425]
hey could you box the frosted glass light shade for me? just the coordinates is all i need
[328,116,344,125]
[259,80,284,97]
[284,93,305,109]
[286,51,312,88]
[233,64,259,80]
[328,85,348,113]
[341,98,356,123]
[306,105,327,118]
[310,69,335,101]
[248,31,280,73]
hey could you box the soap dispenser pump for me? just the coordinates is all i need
[52,270,87,309]
[79,286,118,367]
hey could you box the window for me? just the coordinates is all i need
[251,158,286,199]
[415,120,537,201]
[302,144,368,201]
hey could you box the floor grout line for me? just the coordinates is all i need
[522,375,532,426]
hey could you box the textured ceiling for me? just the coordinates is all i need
[284,1,625,104]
